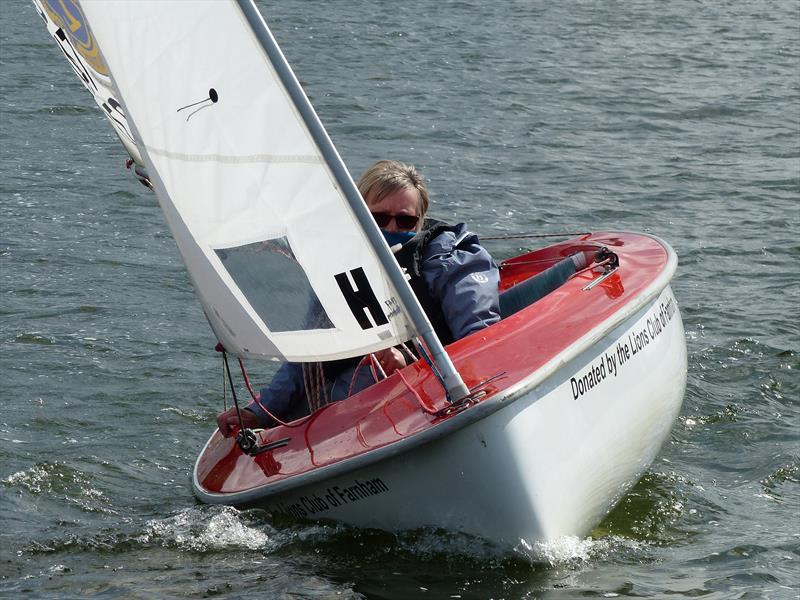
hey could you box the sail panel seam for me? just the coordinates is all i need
[145,146,322,165]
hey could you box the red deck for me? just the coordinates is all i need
[196,232,670,494]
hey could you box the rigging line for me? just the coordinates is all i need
[237,357,313,429]
[481,231,591,241]
[347,356,373,398]
[306,363,317,413]
[222,347,310,435]
[416,340,450,401]
[500,257,570,268]
[237,357,259,402]
[319,362,330,406]
[500,243,610,269]
[222,359,228,411]
[317,362,327,407]
[304,362,324,414]
[247,359,314,428]
[303,362,321,414]
[222,350,246,432]
[316,364,327,412]
[371,353,388,381]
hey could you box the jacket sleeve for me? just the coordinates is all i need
[421,228,501,341]
[247,362,305,427]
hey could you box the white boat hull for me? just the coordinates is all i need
[246,285,687,548]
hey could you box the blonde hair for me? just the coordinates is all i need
[357,160,429,230]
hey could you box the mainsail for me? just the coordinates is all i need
[34,0,468,397]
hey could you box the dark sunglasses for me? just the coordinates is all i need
[370,212,419,230]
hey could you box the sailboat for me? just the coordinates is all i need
[34,0,687,550]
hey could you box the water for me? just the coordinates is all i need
[2,0,798,597]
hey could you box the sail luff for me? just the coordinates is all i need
[236,0,468,399]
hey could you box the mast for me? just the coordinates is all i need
[236,0,469,400]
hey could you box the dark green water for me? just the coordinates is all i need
[2,0,798,598]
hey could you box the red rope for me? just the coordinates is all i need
[347,355,375,397]
[233,354,312,429]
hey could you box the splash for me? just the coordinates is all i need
[518,535,594,564]
[3,462,113,514]
[4,464,54,494]
[160,406,209,423]
[138,506,273,552]
[397,528,505,561]
[48,564,70,573]
[515,534,647,566]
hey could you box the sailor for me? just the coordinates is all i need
[216,160,500,436]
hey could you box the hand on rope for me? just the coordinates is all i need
[216,406,260,438]
[372,347,408,376]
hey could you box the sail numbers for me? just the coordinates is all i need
[334,268,389,330]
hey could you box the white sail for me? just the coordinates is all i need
[32,0,143,165]
[42,0,432,363]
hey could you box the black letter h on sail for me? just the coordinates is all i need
[334,268,389,329]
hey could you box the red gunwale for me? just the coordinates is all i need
[196,232,670,494]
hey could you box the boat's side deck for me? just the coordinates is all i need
[195,232,670,495]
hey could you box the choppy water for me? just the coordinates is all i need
[2,0,798,598]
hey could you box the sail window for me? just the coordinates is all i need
[215,237,334,332]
